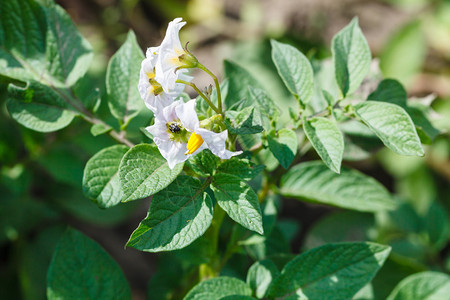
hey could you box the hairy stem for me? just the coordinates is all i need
[196,63,222,115]
[176,79,221,114]
[54,86,135,148]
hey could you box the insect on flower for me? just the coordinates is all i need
[146,99,241,169]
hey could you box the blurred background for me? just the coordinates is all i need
[1,0,449,299]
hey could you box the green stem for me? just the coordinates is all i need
[196,63,222,115]
[12,55,134,148]
[249,142,264,155]
[176,79,221,114]
[198,203,226,281]
[57,86,135,148]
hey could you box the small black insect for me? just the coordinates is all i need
[169,123,181,133]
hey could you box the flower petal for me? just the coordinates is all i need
[155,18,188,94]
[162,18,185,52]
[154,137,188,169]
[176,99,199,131]
[197,128,243,159]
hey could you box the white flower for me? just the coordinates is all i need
[138,19,192,113]
[138,47,170,112]
[146,99,242,169]
[155,18,195,95]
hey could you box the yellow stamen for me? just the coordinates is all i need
[185,132,204,155]
[146,70,163,96]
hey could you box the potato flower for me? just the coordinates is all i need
[155,18,198,95]
[138,18,193,113]
[146,99,241,169]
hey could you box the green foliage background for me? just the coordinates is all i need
[1,0,449,299]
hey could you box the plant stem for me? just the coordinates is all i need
[176,79,221,114]
[12,55,135,148]
[249,142,264,155]
[198,203,226,281]
[56,86,135,148]
[109,130,135,148]
[196,63,222,115]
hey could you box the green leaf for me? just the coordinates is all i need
[82,145,129,208]
[0,0,46,82]
[380,21,426,86]
[119,144,183,202]
[367,79,439,144]
[368,79,407,107]
[47,228,130,299]
[186,149,220,177]
[267,128,298,169]
[247,86,279,123]
[216,157,265,181]
[221,296,257,300]
[353,283,374,300]
[43,1,93,87]
[6,81,76,132]
[271,40,314,105]
[73,76,101,113]
[246,259,280,299]
[268,242,391,300]
[340,120,383,161]
[184,277,252,300]
[106,31,144,124]
[387,271,450,300]
[0,0,92,87]
[280,161,396,212]
[90,123,112,136]
[223,60,263,109]
[226,107,264,135]
[424,201,448,250]
[332,17,371,97]
[355,101,424,156]
[211,173,263,235]
[406,105,440,144]
[126,176,213,252]
[303,117,344,173]
[322,89,336,106]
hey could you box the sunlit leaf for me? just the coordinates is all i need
[119,144,183,202]
[268,242,391,300]
[83,145,129,208]
[6,81,76,132]
[303,117,344,173]
[355,101,424,156]
[223,60,263,109]
[0,0,92,86]
[280,161,396,212]
[271,40,314,105]
[106,31,144,124]
[184,277,252,300]
[267,128,298,169]
[212,173,263,234]
[127,176,213,252]
[332,18,371,96]
[387,271,450,300]
[247,259,280,299]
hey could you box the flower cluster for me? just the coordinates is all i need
[138,18,241,169]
